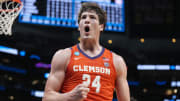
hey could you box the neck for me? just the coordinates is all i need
[79,39,101,52]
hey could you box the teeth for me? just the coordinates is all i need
[85,27,89,32]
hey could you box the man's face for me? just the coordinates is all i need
[78,10,104,39]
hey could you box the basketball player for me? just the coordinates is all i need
[43,2,130,101]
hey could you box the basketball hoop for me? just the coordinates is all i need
[0,0,23,36]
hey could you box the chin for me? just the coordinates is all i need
[82,36,93,39]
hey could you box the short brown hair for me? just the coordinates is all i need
[78,2,107,30]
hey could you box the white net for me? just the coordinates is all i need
[0,0,23,36]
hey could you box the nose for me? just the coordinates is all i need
[84,17,90,24]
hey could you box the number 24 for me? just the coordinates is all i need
[82,74,101,93]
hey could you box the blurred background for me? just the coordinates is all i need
[0,0,179,101]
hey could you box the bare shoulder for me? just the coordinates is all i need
[52,48,71,62]
[112,52,125,64]
[53,48,71,59]
[112,52,127,76]
[51,48,72,72]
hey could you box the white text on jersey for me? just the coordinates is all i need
[73,65,110,75]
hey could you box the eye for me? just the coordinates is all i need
[90,15,96,19]
[81,15,86,19]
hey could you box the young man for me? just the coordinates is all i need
[43,2,130,101]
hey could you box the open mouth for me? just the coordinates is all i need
[85,26,90,32]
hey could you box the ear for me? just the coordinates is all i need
[99,24,104,31]
[78,25,80,31]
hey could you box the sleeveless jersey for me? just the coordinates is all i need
[61,44,117,101]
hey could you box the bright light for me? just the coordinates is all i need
[172,38,176,43]
[163,99,169,101]
[173,89,178,94]
[9,96,14,100]
[156,65,170,70]
[176,65,180,70]
[19,50,26,56]
[31,90,44,98]
[165,89,172,96]
[171,81,180,87]
[140,38,144,43]
[81,0,111,3]
[143,88,148,93]
[170,65,175,70]
[137,65,155,70]
[177,81,180,87]
[44,73,49,79]
[137,65,173,70]
[0,45,18,55]
[115,0,123,4]
[108,40,112,44]
[171,81,176,87]
[78,37,80,41]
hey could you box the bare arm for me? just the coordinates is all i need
[42,48,72,101]
[113,53,130,101]
[42,48,89,101]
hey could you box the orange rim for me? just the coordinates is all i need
[0,8,20,12]
[0,4,22,12]
[0,0,23,12]
[12,0,21,4]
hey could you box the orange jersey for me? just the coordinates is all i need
[61,44,117,101]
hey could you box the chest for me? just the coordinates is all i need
[66,55,115,81]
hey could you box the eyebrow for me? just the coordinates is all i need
[81,13,97,17]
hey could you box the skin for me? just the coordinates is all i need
[42,10,130,101]
[78,11,104,54]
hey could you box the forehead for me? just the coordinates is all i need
[81,10,98,16]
